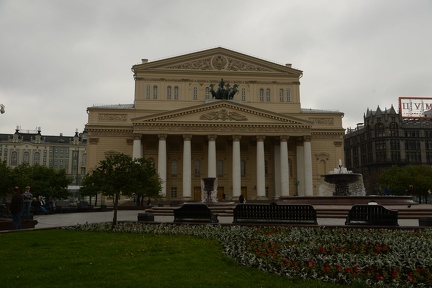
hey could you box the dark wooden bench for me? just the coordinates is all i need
[345,204,399,226]
[233,203,318,225]
[77,201,94,212]
[55,201,77,213]
[173,203,219,223]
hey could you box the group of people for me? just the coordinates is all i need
[9,185,52,230]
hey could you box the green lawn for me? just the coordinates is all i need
[0,230,348,288]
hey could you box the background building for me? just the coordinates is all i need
[86,47,345,201]
[0,127,87,186]
[344,103,432,193]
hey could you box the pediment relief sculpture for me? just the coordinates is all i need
[165,55,274,72]
[200,109,247,121]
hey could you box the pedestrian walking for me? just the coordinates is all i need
[10,187,23,230]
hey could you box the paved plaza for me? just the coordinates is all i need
[32,210,421,229]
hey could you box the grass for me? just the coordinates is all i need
[0,229,350,288]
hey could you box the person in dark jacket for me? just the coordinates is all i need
[10,187,23,230]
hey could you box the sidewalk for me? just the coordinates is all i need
[33,210,421,229]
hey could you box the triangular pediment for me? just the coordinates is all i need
[131,101,311,126]
[132,47,302,76]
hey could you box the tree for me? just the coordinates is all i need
[378,165,432,203]
[11,164,70,199]
[82,154,161,229]
[0,161,14,199]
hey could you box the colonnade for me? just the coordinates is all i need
[132,134,313,200]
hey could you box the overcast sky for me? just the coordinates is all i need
[1,0,431,136]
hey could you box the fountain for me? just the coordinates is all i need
[201,177,218,203]
[319,160,366,196]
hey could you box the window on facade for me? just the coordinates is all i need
[34,152,40,165]
[426,130,432,138]
[241,160,246,177]
[23,151,29,164]
[146,85,151,99]
[375,123,385,137]
[167,86,172,99]
[11,151,18,166]
[241,88,246,101]
[217,160,223,177]
[279,89,284,102]
[194,160,200,177]
[174,86,179,100]
[286,89,291,102]
[205,87,210,99]
[259,89,264,101]
[171,160,177,176]
[82,153,87,167]
[427,152,432,163]
[405,140,420,150]
[406,152,421,162]
[389,122,398,137]
[375,140,386,150]
[405,130,419,138]
[376,151,386,162]
[193,87,198,100]
[170,187,177,198]
[266,89,271,102]
[391,151,401,162]
[390,139,400,150]
[153,86,158,99]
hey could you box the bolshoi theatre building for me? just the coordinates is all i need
[85,47,345,201]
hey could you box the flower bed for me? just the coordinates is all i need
[65,223,432,287]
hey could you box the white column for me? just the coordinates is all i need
[157,134,167,197]
[256,135,266,199]
[296,138,305,196]
[304,136,313,196]
[182,134,192,200]
[132,134,142,159]
[280,136,289,197]
[274,142,281,199]
[207,135,217,178]
[232,135,241,199]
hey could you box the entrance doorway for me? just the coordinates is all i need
[193,186,201,201]
[217,187,225,201]
[241,186,248,201]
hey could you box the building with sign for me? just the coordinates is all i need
[85,47,345,201]
[344,103,432,193]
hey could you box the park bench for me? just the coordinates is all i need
[55,200,77,213]
[345,204,399,226]
[76,201,94,212]
[233,203,318,225]
[173,203,219,223]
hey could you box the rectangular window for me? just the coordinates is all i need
[241,88,246,101]
[286,89,291,102]
[279,89,284,102]
[171,187,177,198]
[266,89,271,102]
[146,85,151,99]
[167,86,172,99]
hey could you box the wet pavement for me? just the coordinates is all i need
[32,210,421,229]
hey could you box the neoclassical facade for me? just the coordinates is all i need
[86,47,345,201]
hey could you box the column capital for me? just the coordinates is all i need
[280,135,289,142]
[232,135,242,141]
[296,137,304,146]
[304,135,312,142]
[256,135,266,142]
[183,134,192,141]
[208,134,217,141]
[158,134,167,140]
[133,133,142,140]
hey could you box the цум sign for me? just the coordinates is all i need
[399,97,432,119]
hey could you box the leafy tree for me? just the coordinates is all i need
[11,164,70,199]
[378,165,432,203]
[82,153,161,229]
[0,161,14,199]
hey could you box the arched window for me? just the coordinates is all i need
[153,86,158,99]
[193,87,198,100]
[194,160,200,177]
[241,160,246,177]
[174,86,179,100]
[259,89,264,101]
[34,152,40,165]
[146,85,151,99]
[241,88,246,101]
[167,86,172,99]
[266,89,271,102]
[375,123,385,137]
[23,151,29,164]
[217,160,223,177]
[279,89,284,102]
[171,160,177,176]
[11,151,18,166]
[286,89,291,102]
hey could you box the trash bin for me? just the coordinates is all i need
[138,212,154,222]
